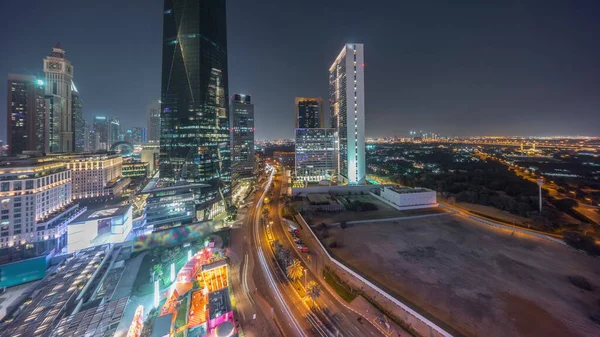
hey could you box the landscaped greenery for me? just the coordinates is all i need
[174,295,189,331]
[323,267,357,303]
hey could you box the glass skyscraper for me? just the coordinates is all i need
[160,0,230,217]
[230,94,255,181]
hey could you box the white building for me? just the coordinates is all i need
[379,186,438,209]
[329,43,366,185]
[51,153,127,200]
[0,158,84,250]
[43,44,74,153]
[67,205,132,253]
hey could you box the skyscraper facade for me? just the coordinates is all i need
[6,74,46,156]
[43,44,74,153]
[72,83,85,152]
[295,128,337,182]
[294,97,337,182]
[230,94,255,181]
[147,102,161,143]
[92,116,109,151]
[109,117,120,147]
[329,43,366,185]
[160,0,230,217]
[295,97,324,129]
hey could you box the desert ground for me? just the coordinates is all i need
[320,213,600,337]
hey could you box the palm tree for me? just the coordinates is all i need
[286,259,304,281]
[305,281,321,309]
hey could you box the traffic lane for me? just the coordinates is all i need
[267,194,381,336]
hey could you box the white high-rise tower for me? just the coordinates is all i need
[43,44,74,152]
[329,43,366,185]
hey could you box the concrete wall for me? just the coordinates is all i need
[296,213,453,337]
[370,191,439,211]
[292,184,389,196]
[380,187,437,208]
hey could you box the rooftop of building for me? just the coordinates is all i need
[140,178,208,194]
[306,193,339,205]
[152,313,173,337]
[1,245,109,337]
[72,203,131,222]
[0,157,65,170]
[50,296,128,337]
[208,288,232,320]
[384,186,434,194]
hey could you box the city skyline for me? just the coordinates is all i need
[1,0,599,141]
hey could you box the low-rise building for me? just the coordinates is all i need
[67,204,132,253]
[379,186,437,209]
[122,161,149,178]
[140,179,208,232]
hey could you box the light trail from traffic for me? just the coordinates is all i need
[252,165,308,337]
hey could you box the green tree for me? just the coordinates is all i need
[306,281,321,309]
[151,264,163,282]
[286,259,304,281]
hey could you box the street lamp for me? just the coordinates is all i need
[303,268,307,289]
[537,177,544,213]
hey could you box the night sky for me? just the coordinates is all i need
[1,0,599,141]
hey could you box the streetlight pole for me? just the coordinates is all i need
[304,268,307,289]
[537,177,544,214]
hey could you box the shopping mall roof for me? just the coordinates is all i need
[72,203,131,222]
[1,245,109,337]
[208,288,232,320]
[50,296,128,337]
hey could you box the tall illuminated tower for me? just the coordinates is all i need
[43,44,74,153]
[230,94,254,181]
[6,74,46,155]
[160,0,230,218]
[329,44,366,185]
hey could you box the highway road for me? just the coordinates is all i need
[235,164,387,337]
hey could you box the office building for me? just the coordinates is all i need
[295,97,324,129]
[140,179,206,231]
[160,0,230,219]
[55,153,127,200]
[122,161,149,178]
[109,117,120,147]
[0,158,84,261]
[294,97,336,182]
[295,128,337,182]
[6,74,46,156]
[44,44,74,153]
[147,101,161,143]
[141,142,160,174]
[329,43,366,185]
[92,116,109,151]
[230,93,255,181]
[71,82,86,152]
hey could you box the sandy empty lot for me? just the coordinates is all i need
[323,214,600,337]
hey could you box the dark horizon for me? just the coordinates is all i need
[1,0,599,141]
